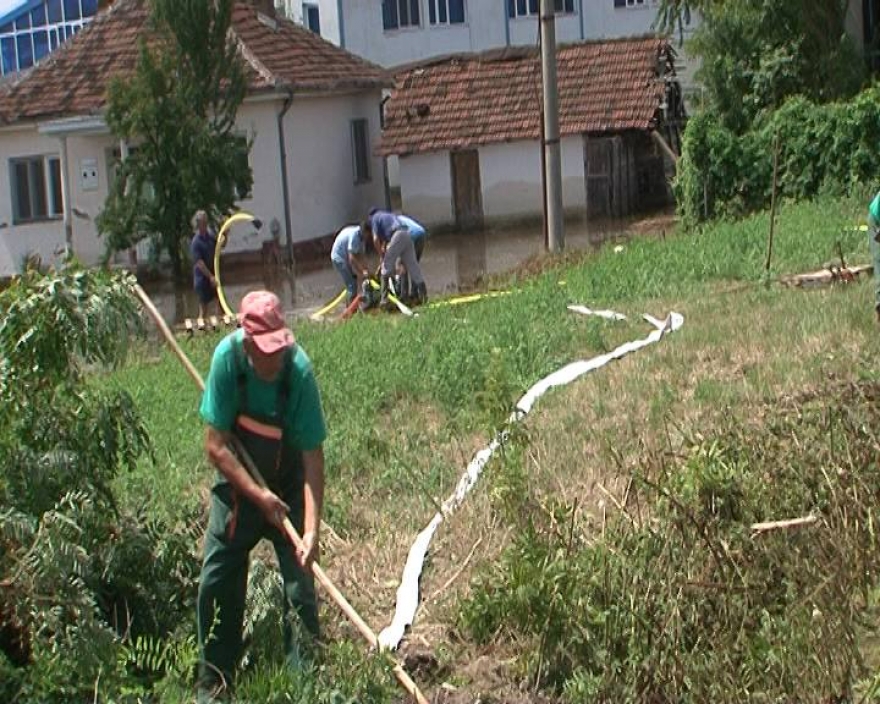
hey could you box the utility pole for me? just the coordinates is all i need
[540,0,564,253]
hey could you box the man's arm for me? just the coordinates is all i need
[205,425,289,525]
[196,259,216,286]
[299,446,324,568]
[348,252,370,278]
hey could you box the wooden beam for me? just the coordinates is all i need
[651,130,679,166]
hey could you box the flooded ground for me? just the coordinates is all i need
[141,209,676,325]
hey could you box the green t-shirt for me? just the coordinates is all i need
[870,191,880,225]
[200,329,327,451]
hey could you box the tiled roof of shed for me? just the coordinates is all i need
[378,36,674,157]
[0,0,389,124]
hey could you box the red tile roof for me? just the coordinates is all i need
[378,37,675,157]
[0,0,389,125]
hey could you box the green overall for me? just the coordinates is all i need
[197,344,319,697]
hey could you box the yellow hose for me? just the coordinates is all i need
[213,212,258,318]
[309,289,348,321]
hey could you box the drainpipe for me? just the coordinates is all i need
[380,94,392,210]
[504,0,510,46]
[58,135,73,253]
[336,0,345,48]
[578,0,584,40]
[277,89,295,266]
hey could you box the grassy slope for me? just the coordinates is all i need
[106,193,880,699]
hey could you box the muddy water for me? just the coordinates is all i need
[141,210,675,325]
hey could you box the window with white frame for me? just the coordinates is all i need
[382,0,420,30]
[10,155,63,224]
[613,0,656,7]
[302,2,320,33]
[429,0,466,25]
[351,119,371,184]
[508,0,575,18]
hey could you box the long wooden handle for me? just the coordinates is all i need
[132,284,430,704]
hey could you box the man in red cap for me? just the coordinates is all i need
[196,290,326,701]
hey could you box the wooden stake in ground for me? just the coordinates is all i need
[132,284,429,704]
[765,132,780,276]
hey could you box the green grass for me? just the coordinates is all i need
[101,193,880,701]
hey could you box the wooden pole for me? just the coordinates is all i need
[132,284,430,704]
[765,133,780,275]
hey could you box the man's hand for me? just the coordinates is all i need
[255,487,290,529]
[209,274,217,289]
[297,530,319,569]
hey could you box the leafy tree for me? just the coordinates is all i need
[0,267,199,701]
[97,0,252,280]
[657,0,864,133]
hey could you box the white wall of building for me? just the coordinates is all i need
[399,135,585,228]
[0,124,122,277]
[285,91,386,240]
[0,89,385,278]
[399,151,453,225]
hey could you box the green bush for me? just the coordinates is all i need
[676,84,880,229]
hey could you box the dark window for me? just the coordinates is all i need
[304,3,320,32]
[1,36,15,74]
[383,0,419,30]
[0,23,11,34]
[49,29,58,50]
[16,34,32,69]
[15,13,30,30]
[63,0,81,21]
[351,119,370,183]
[234,136,252,200]
[509,0,574,16]
[11,156,62,224]
[33,30,49,60]
[82,0,98,16]
[47,0,63,23]
[429,0,465,24]
[31,5,47,27]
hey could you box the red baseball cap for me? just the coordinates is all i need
[239,291,296,355]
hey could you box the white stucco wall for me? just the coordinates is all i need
[399,151,453,225]
[0,124,121,277]
[507,10,583,47]
[398,135,584,228]
[285,90,386,240]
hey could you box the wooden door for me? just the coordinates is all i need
[451,150,484,231]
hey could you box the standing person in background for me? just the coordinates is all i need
[362,207,427,308]
[330,224,372,304]
[191,210,218,319]
[869,190,880,324]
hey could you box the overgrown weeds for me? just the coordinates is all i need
[460,380,880,702]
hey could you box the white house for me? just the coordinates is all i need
[378,37,685,230]
[296,0,699,96]
[0,0,390,277]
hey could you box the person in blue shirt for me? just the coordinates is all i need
[190,210,218,319]
[397,214,428,262]
[362,207,427,307]
[391,214,428,299]
[330,224,372,303]
[869,191,880,323]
